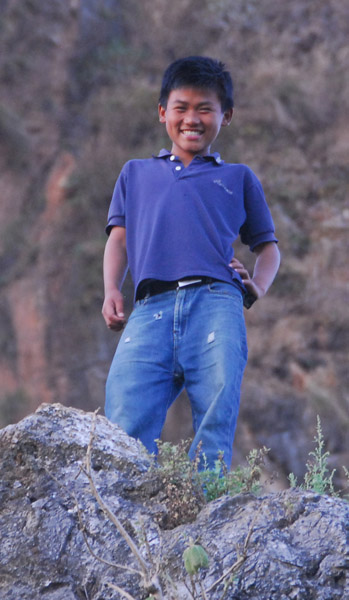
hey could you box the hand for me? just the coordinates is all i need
[229,257,261,301]
[102,289,126,331]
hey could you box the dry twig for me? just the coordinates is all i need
[83,410,164,599]
[107,581,138,600]
[206,500,265,596]
[74,492,142,576]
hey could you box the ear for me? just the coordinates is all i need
[221,107,233,127]
[158,103,167,123]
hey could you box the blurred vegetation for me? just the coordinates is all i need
[0,389,31,427]
[0,104,31,168]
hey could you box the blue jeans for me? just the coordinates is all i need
[105,282,248,469]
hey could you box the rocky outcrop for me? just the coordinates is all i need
[0,404,348,600]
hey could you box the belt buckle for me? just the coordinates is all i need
[177,278,202,289]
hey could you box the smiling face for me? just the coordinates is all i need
[158,87,233,166]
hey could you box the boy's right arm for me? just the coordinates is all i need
[102,226,128,331]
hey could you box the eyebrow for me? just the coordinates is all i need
[171,99,215,107]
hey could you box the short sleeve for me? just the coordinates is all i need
[105,163,128,235]
[239,169,278,250]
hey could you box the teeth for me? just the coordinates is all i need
[182,130,202,136]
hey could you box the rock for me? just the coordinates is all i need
[0,404,348,600]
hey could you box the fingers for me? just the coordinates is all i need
[237,268,250,282]
[230,258,250,282]
[114,295,125,321]
[230,257,259,300]
[107,314,126,331]
[102,294,126,331]
[229,257,244,269]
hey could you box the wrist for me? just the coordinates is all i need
[250,278,267,299]
[104,286,122,296]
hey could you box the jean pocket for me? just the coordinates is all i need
[208,281,242,300]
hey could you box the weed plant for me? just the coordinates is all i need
[288,416,337,495]
[156,416,349,508]
[153,440,204,528]
[343,467,349,500]
[198,447,270,502]
[153,440,269,528]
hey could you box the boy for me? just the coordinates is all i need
[102,56,280,469]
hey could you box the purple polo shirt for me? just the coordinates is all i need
[106,149,278,298]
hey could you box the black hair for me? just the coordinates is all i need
[159,56,234,111]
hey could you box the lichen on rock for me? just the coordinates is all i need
[0,404,348,599]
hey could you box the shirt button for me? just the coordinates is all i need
[175,165,182,171]
[170,155,175,161]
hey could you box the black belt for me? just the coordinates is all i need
[136,277,218,300]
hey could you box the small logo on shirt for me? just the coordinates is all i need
[213,179,233,195]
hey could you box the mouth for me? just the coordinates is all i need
[181,129,203,137]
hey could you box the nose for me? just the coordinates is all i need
[183,109,200,124]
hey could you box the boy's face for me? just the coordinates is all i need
[158,87,233,166]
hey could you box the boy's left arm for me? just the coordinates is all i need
[232,242,280,302]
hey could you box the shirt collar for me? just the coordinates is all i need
[153,148,224,165]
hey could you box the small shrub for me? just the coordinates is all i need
[288,416,337,496]
[153,440,269,527]
[199,446,270,501]
[154,439,205,529]
[341,466,349,500]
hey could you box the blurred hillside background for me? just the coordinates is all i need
[0,0,348,488]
